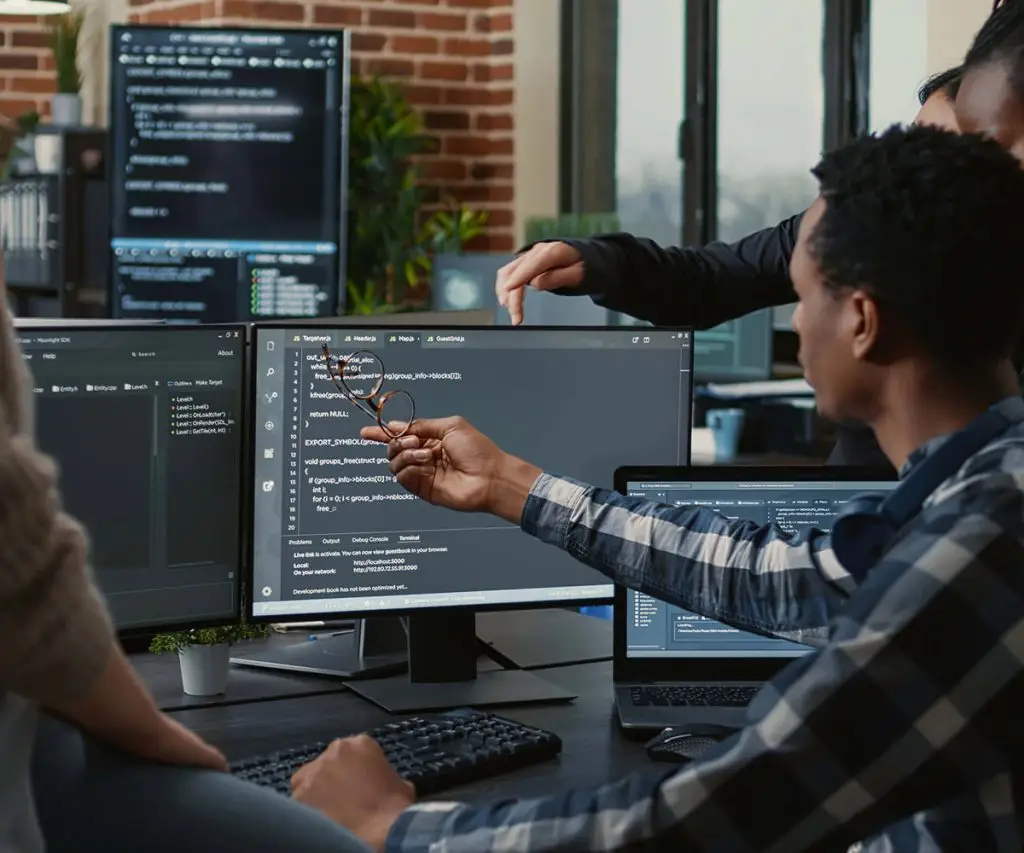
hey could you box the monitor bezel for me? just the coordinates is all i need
[106,24,351,321]
[15,320,251,634]
[245,323,696,623]
[611,464,897,683]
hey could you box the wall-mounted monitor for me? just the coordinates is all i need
[108,25,350,323]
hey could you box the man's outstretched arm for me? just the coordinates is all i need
[386,494,1024,852]
[561,214,801,328]
[517,471,850,645]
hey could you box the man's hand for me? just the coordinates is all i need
[292,736,415,852]
[496,242,584,325]
[361,417,542,522]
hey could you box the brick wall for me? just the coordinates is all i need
[0,16,56,122]
[0,1,517,251]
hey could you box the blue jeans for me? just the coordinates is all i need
[31,716,372,853]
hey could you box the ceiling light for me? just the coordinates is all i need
[0,0,72,15]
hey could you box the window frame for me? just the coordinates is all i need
[558,0,872,243]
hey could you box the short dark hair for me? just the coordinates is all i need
[808,124,1024,370]
[917,67,961,105]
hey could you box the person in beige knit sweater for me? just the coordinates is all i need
[0,286,369,851]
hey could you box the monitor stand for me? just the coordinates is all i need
[230,617,408,679]
[345,608,577,714]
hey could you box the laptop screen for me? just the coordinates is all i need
[623,476,898,659]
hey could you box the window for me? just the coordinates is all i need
[716,0,824,244]
[614,0,685,247]
[716,0,824,331]
[869,0,929,131]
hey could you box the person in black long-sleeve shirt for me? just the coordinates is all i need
[497,2,1024,471]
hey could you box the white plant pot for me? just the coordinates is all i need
[178,643,231,696]
[50,93,82,128]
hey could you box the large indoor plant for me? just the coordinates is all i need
[149,623,269,696]
[48,11,84,127]
[345,77,488,315]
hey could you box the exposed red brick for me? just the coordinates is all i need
[444,135,513,156]
[444,0,495,7]
[444,86,510,106]
[0,97,41,118]
[313,5,363,25]
[477,207,515,227]
[4,75,55,94]
[472,62,512,82]
[417,12,467,30]
[491,39,513,55]
[141,3,217,23]
[443,37,491,56]
[474,11,511,31]
[475,112,512,131]
[420,61,468,81]
[367,8,416,27]
[403,84,444,105]
[220,1,305,21]
[390,35,439,54]
[10,31,49,50]
[363,57,415,76]
[350,31,387,51]
[0,55,38,72]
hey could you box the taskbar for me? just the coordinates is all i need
[252,583,613,616]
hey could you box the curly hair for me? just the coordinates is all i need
[808,124,1024,370]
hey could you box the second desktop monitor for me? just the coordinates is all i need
[108,26,349,322]
[250,326,694,618]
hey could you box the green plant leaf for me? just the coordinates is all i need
[149,624,270,655]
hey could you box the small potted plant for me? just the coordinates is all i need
[48,11,84,128]
[149,623,269,696]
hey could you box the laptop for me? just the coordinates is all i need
[612,465,897,730]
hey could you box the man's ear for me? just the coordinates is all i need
[847,290,879,361]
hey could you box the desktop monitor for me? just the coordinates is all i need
[616,467,899,677]
[108,25,350,323]
[238,324,695,711]
[16,322,247,631]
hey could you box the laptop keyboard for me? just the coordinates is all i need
[630,684,759,707]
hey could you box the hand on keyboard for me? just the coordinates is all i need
[292,736,415,851]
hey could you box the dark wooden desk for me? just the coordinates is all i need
[167,661,651,802]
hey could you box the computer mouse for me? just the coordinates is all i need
[644,723,738,764]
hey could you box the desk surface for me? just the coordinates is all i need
[168,661,651,803]
[140,610,613,711]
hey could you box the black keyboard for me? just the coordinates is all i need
[630,684,758,708]
[231,708,562,796]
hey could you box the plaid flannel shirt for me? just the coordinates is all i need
[387,396,1024,852]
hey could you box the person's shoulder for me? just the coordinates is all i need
[927,432,1024,532]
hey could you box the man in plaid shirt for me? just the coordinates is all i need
[293,125,1024,851]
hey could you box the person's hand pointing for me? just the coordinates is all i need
[495,242,584,325]
[360,417,542,522]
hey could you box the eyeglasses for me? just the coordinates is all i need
[321,345,415,439]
